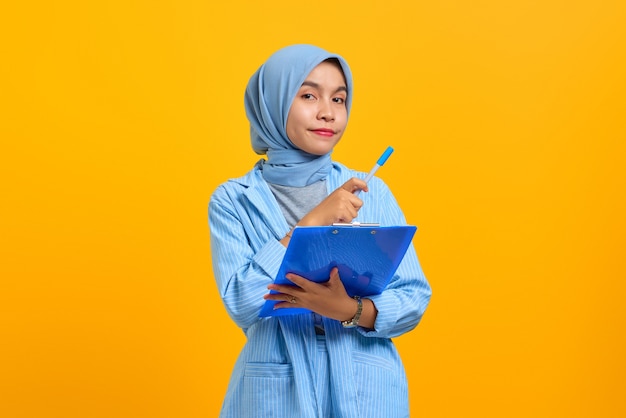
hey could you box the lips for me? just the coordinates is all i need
[311,128,335,137]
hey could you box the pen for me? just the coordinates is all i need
[354,146,394,196]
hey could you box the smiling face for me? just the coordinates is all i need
[285,60,348,156]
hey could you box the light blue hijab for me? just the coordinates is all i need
[244,44,353,187]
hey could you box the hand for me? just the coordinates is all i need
[298,177,368,226]
[263,267,358,322]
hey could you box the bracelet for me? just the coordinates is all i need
[341,296,362,328]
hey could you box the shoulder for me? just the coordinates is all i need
[330,161,392,195]
[210,160,264,202]
[331,160,362,177]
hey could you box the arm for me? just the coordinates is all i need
[265,177,381,326]
[208,187,286,330]
[355,178,432,339]
[266,267,379,329]
[210,177,369,329]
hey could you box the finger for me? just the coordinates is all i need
[336,206,358,224]
[272,299,300,309]
[346,204,358,219]
[284,273,310,289]
[351,194,364,209]
[327,267,343,287]
[341,191,364,213]
[264,292,299,304]
[267,284,291,293]
[340,178,368,194]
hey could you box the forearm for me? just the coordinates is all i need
[362,271,431,338]
[210,200,287,328]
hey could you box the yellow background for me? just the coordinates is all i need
[2,1,625,417]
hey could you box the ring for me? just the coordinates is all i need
[289,297,297,304]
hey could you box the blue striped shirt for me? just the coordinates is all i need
[209,160,431,417]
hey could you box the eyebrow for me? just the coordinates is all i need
[301,81,347,94]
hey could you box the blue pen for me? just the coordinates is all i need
[354,146,394,196]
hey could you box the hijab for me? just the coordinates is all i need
[244,44,353,187]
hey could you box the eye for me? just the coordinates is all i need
[301,93,316,100]
[333,97,345,104]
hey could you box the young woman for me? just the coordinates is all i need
[209,44,431,418]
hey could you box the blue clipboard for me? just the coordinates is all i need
[259,224,417,317]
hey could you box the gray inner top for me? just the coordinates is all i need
[268,180,328,228]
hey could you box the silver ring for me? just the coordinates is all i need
[289,297,297,304]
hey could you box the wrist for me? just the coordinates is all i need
[280,228,294,247]
[341,296,362,328]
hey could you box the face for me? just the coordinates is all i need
[285,61,348,155]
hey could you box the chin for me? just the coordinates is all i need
[306,145,335,156]
[293,134,341,156]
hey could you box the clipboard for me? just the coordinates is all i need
[259,224,417,317]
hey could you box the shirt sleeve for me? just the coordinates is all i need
[355,178,432,339]
[208,186,286,330]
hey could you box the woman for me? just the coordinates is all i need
[209,44,431,417]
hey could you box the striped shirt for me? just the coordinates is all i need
[209,159,431,418]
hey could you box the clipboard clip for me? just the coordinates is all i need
[332,222,380,227]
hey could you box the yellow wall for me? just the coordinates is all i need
[2,1,625,417]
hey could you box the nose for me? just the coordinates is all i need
[317,100,335,122]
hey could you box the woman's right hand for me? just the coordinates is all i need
[298,177,368,226]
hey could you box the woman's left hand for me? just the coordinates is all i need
[264,267,357,322]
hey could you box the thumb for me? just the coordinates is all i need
[328,267,346,290]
